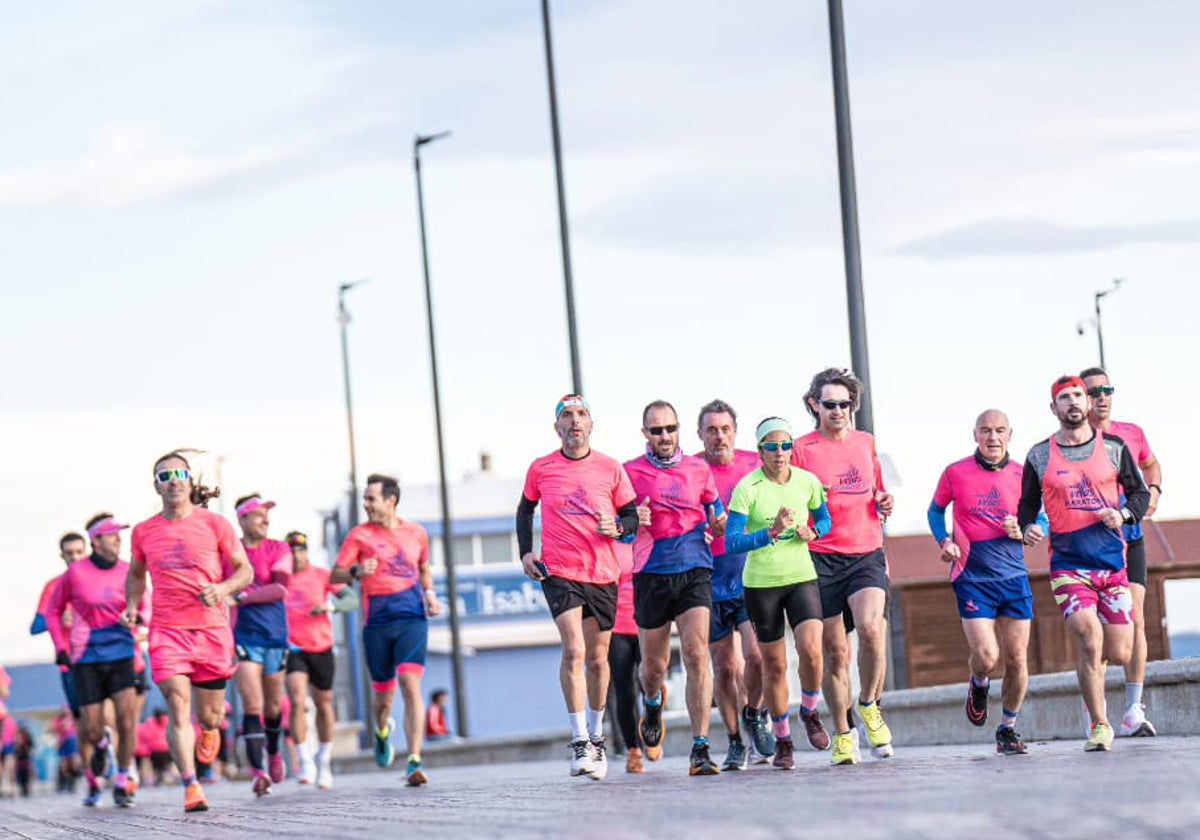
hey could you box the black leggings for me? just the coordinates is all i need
[607,633,641,750]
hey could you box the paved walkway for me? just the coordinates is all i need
[2,737,1197,838]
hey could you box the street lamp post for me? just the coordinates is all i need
[338,279,367,526]
[539,0,583,394]
[1093,278,1124,369]
[413,130,469,738]
[826,0,874,435]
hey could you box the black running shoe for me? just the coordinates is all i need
[113,785,134,808]
[639,687,667,761]
[995,726,1028,756]
[688,742,720,776]
[966,681,989,727]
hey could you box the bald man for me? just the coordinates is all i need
[928,410,1037,755]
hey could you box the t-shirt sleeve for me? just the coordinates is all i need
[270,543,294,576]
[131,525,146,564]
[729,480,751,516]
[213,515,241,562]
[418,530,431,567]
[932,469,953,508]
[522,463,542,502]
[873,444,885,492]
[701,466,719,505]
[808,476,827,511]
[612,461,637,508]
[335,533,362,569]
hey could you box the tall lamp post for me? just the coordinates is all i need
[1091,278,1123,369]
[539,0,583,394]
[338,279,367,526]
[413,130,469,738]
[336,279,370,739]
[826,0,874,435]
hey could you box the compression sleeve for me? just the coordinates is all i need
[1117,443,1151,521]
[722,511,773,555]
[615,501,639,538]
[810,502,831,539]
[1017,457,1044,530]
[516,495,538,557]
[928,501,950,544]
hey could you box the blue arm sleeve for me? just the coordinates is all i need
[723,511,773,555]
[31,614,47,635]
[927,501,950,544]
[810,502,831,539]
[705,497,726,519]
[1035,509,1049,533]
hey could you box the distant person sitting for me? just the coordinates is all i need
[426,690,452,741]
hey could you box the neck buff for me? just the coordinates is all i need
[645,443,683,469]
[974,449,1010,471]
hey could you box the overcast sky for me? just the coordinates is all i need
[4,0,1199,664]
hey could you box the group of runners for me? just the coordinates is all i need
[21,361,1161,810]
[522,365,1159,780]
[30,456,439,813]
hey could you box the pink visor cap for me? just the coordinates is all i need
[87,517,130,538]
[235,497,277,518]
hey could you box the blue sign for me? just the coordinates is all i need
[430,569,550,623]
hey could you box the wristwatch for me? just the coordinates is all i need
[1120,507,1135,525]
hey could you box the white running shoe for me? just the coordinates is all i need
[1120,703,1157,737]
[569,740,595,777]
[316,760,333,790]
[587,738,608,781]
[856,720,893,759]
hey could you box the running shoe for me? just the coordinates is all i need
[406,756,428,787]
[771,738,795,770]
[721,739,748,771]
[184,782,209,813]
[742,705,775,759]
[1120,703,1157,737]
[569,739,595,777]
[99,726,117,779]
[995,725,1028,756]
[268,751,285,784]
[966,680,989,727]
[297,752,316,785]
[588,738,608,781]
[316,760,334,790]
[252,769,272,796]
[856,700,893,751]
[746,742,771,765]
[196,727,221,766]
[83,783,102,807]
[800,708,831,751]
[688,742,720,776]
[639,686,667,761]
[1085,722,1115,752]
[374,717,396,769]
[831,731,860,766]
[126,771,140,794]
[625,746,645,774]
[113,784,134,808]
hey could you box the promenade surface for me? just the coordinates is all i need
[2,737,1196,839]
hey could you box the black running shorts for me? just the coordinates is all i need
[634,568,712,630]
[1125,537,1148,587]
[541,577,618,632]
[286,648,337,692]
[745,581,823,644]
[73,657,138,707]
[812,549,889,621]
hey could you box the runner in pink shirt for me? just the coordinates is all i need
[332,473,441,787]
[47,513,149,807]
[31,532,89,718]
[794,367,896,764]
[696,398,778,767]
[126,451,253,813]
[1082,366,1163,737]
[517,395,639,781]
[227,493,293,796]
[285,530,358,789]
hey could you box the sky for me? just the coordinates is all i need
[3,0,1200,664]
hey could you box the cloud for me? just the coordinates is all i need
[891,217,1200,258]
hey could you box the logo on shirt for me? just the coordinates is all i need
[159,539,194,572]
[833,465,870,495]
[1065,474,1105,511]
[655,478,691,512]
[561,484,598,518]
[968,486,1011,524]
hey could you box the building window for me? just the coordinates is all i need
[481,532,517,565]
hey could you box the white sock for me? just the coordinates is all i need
[315,742,332,764]
[1125,682,1144,710]
[586,707,605,741]
[569,711,587,742]
[297,743,312,764]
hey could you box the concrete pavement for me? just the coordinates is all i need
[2,736,1198,839]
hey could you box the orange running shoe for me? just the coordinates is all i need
[184,782,209,813]
[196,727,221,765]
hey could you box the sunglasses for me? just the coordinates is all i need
[155,468,191,483]
[646,424,679,435]
[759,440,794,452]
[820,400,854,411]
[1087,386,1115,397]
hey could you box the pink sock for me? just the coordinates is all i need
[801,690,820,714]
[771,713,791,739]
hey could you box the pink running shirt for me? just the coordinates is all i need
[792,429,885,555]
[130,507,241,630]
[932,457,1027,582]
[623,454,719,574]
[287,565,345,652]
[336,521,429,626]
[522,450,637,585]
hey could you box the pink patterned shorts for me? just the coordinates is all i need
[1050,568,1134,624]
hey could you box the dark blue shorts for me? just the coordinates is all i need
[363,618,428,685]
[709,598,749,644]
[952,575,1034,620]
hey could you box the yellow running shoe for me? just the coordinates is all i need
[856,700,892,749]
[831,731,859,766]
[1085,722,1114,752]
